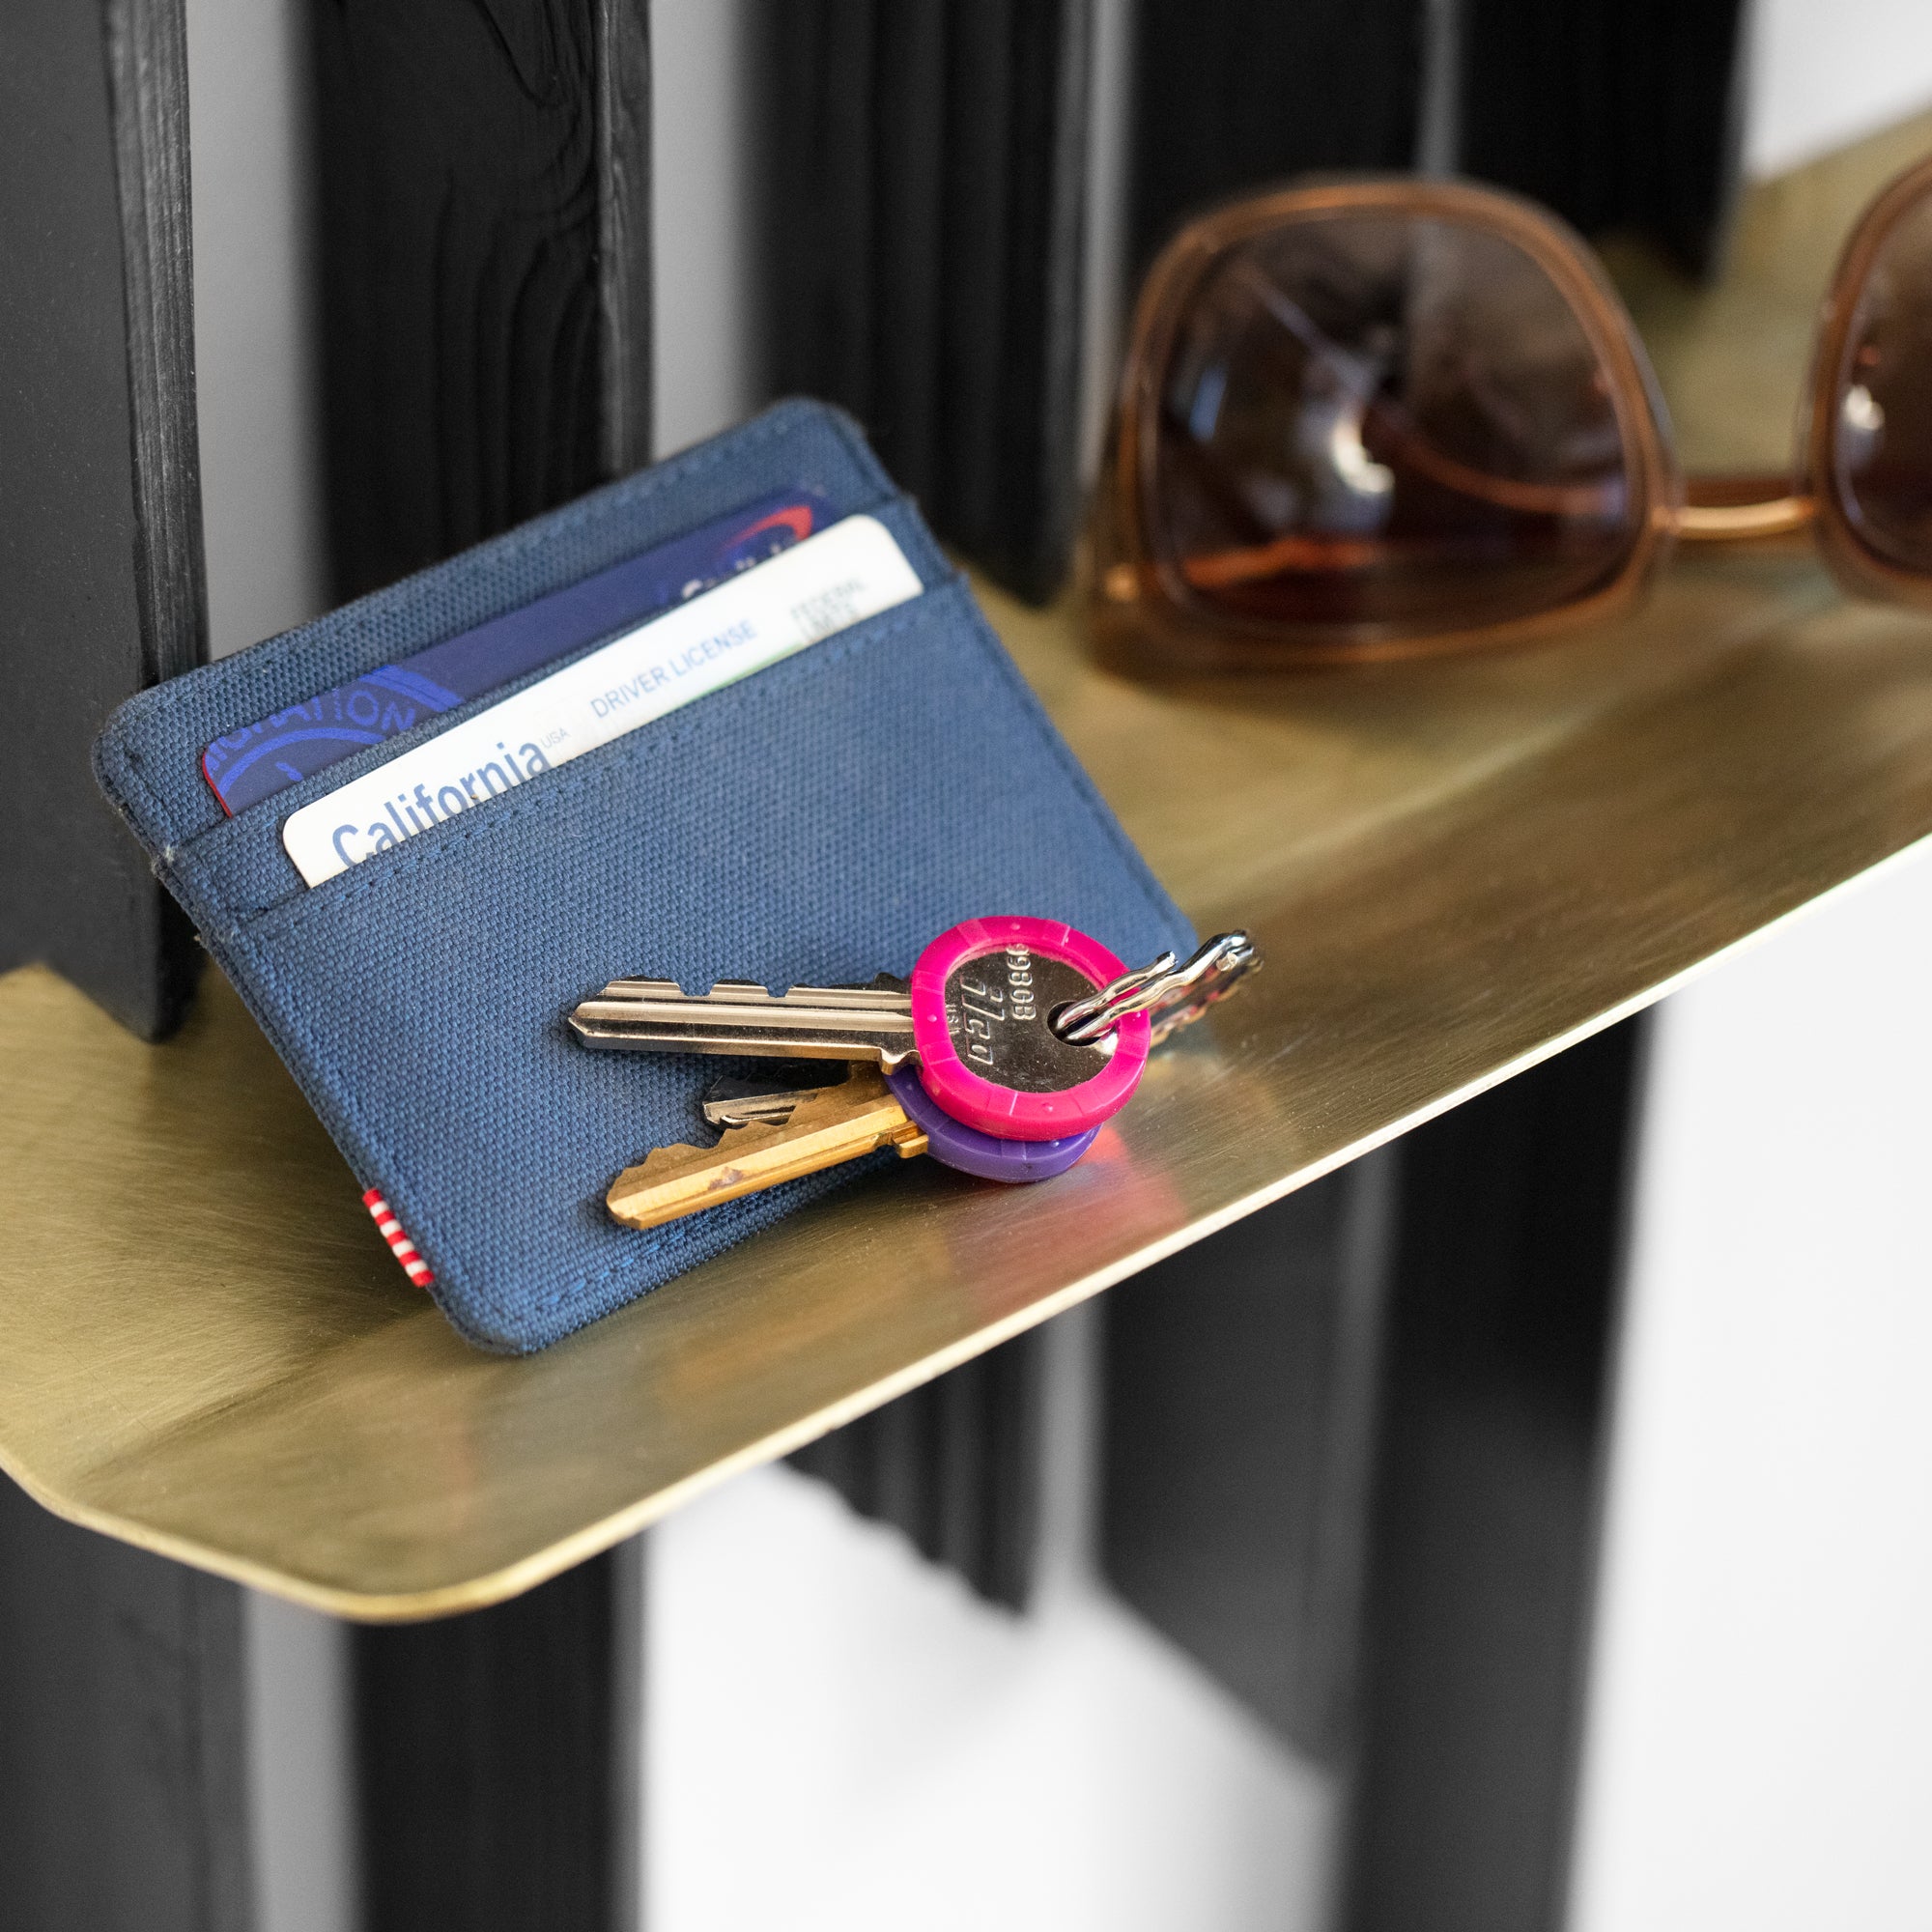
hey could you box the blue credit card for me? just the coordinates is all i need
[202,489,834,815]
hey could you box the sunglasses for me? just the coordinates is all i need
[1089,162,1932,670]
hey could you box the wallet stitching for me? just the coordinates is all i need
[256,582,974,935]
[167,489,934,880]
[946,601,1183,942]
[210,571,1179,1338]
[104,403,899,851]
[213,912,574,1346]
[245,575,1177,946]
[206,588,964,1335]
[99,730,187,876]
[224,895,855,1344]
[105,433,1183,1342]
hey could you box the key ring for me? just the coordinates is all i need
[909,916,1151,1138]
[1050,931,1260,1045]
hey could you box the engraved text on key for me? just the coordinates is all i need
[943,947,1116,1094]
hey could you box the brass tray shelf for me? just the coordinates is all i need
[5,546,1931,1618]
[6,125,1931,1617]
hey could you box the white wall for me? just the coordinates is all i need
[185,0,327,658]
[1569,847,1932,1932]
[645,1310,1337,1932]
[1747,0,1932,178]
[1565,21,1932,1932]
[244,1594,357,1932]
[650,0,758,455]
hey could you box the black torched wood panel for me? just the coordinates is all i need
[317,5,652,1926]
[1127,0,1745,279]
[355,1548,638,1932]
[0,0,205,1040]
[1101,1155,1396,1761]
[1338,1018,1646,1932]
[1129,0,1427,266]
[1459,0,1748,277]
[0,16,241,1915]
[791,1328,1045,1611]
[0,1473,251,1932]
[764,0,1094,603]
[936,0,1093,602]
[311,0,653,602]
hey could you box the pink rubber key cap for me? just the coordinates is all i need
[907,915,1151,1140]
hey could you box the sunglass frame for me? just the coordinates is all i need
[1805,150,1932,610]
[1092,176,1686,669]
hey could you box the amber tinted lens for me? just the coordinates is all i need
[1146,210,1643,638]
[1832,183,1932,574]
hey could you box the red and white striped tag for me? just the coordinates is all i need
[363,1189,434,1287]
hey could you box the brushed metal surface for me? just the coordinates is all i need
[4,545,1931,1619]
[9,130,1932,1618]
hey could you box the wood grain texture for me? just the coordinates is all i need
[102,0,209,691]
[593,0,653,479]
[0,0,205,1040]
[764,1,1094,603]
[312,0,652,600]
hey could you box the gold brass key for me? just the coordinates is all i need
[606,1065,927,1231]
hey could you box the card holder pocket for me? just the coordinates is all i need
[96,404,1191,1351]
[212,578,1186,1350]
[156,491,950,933]
[98,399,934,851]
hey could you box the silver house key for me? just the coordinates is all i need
[569,974,920,1067]
[568,919,1262,1142]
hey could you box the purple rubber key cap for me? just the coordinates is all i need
[885,1066,1097,1182]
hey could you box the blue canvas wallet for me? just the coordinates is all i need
[93,401,1192,1352]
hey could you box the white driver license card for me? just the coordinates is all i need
[281,514,922,887]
